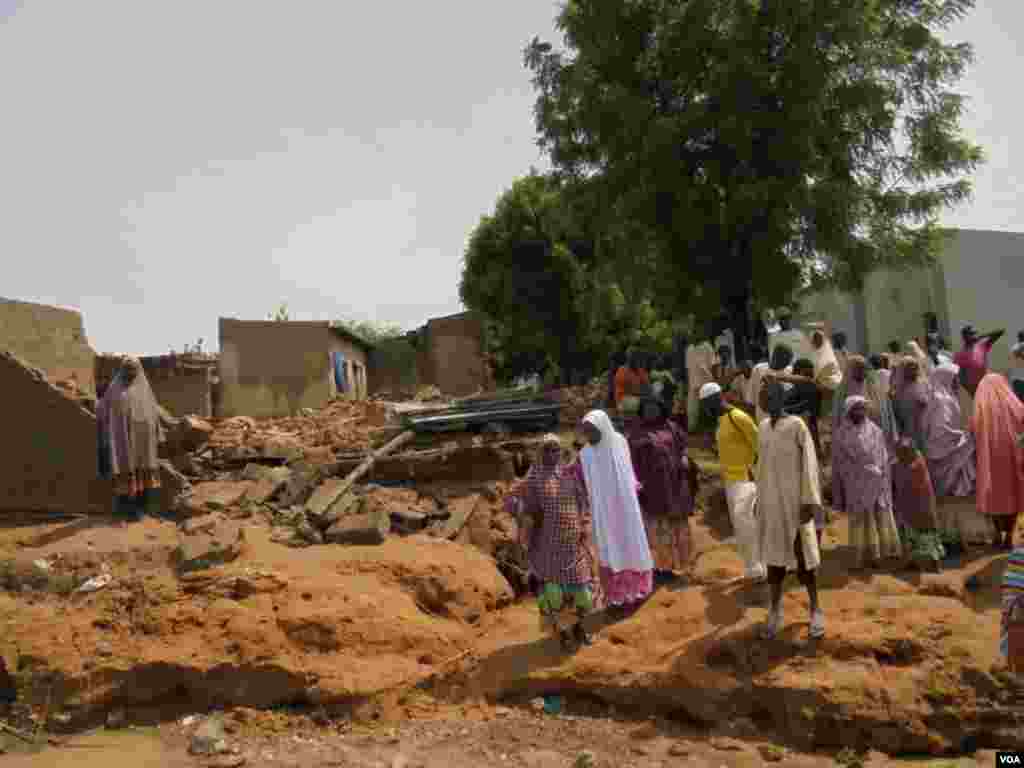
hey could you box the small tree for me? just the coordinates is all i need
[267,303,290,322]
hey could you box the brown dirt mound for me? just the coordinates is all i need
[3,445,1024,759]
[1,523,513,730]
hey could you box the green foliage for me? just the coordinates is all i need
[267,303,290,322]
[370,336,420,391]
[461,173,677,384]
[332,318,405,345]
[524,0,983,336]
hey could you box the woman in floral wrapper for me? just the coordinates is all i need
[507,434,598,651]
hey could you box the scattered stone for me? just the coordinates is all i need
[190,715,230,756]
[390,509,428,533]
[667,741,691,757]
[269,526,306,548]
[293,519,321,544]
[176,519,246,573]
[307,479,358,519]
[96,640,113,657]
[441,494,484,539]
[325,505,390,546]
[709,736,747,752]
[758,744,786,762]
[185,481,255,514]
[181,513,221,536]
[208,756,246,768]
[106,708,126,729]
[244,473,289,505]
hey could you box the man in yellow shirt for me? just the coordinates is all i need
[700,382,765,582]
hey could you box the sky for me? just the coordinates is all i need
[0,2,1019,356]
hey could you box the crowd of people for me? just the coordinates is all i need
[507,314,1024,665]
[92,334,1024,667]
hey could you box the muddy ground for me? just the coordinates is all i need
[1,433,1023,767]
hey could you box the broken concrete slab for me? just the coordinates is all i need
[390,509,428,534]
[182,481,255,516]
[243,474,289,505]
[175,519,246,573]
[440,494,484,540]
[305,477,351,518]
[324,506,390,546]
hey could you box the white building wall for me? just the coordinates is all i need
[797,228,1023,370]
[938,229,1024,375]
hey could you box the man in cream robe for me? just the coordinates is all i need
[686,336,718,431]
[756,379,825,641]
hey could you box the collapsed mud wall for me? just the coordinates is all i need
[0,351,109,517]
[0,298,96,393]
[368,312,490,397]
[424,313,488,397]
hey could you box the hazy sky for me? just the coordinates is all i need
[1,2,1018,356]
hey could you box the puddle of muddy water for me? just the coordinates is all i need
[1,727,189,767]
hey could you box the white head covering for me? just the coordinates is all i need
[698,382,723,400]
[843,394,868,415]
[579,411,653,576]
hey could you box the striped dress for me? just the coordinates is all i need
[1001,547,1024,660]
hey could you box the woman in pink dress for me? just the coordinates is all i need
[963,371,1024,550]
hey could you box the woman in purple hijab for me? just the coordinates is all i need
[626,396,696,580]
[922,361,994,547]
[923,362,976,497]
[832,396,903,570]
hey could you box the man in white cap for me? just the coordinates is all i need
[699,381,765,582]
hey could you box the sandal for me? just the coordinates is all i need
[809,610,825,639]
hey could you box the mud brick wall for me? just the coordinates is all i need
[0,351,109,517]
[0,299,96,393]
[424,312,488,397]
[219,319,368,418]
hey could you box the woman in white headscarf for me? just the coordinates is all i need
[579,410,654,612]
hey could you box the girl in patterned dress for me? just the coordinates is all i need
[508,434,598,651]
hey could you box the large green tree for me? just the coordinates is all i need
[525,0,983,358]
[460,172,675,385]
[460,173,592,385]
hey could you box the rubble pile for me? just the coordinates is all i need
[152,397,533,590]
[553,380,606,427]
[206,399,386,462]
